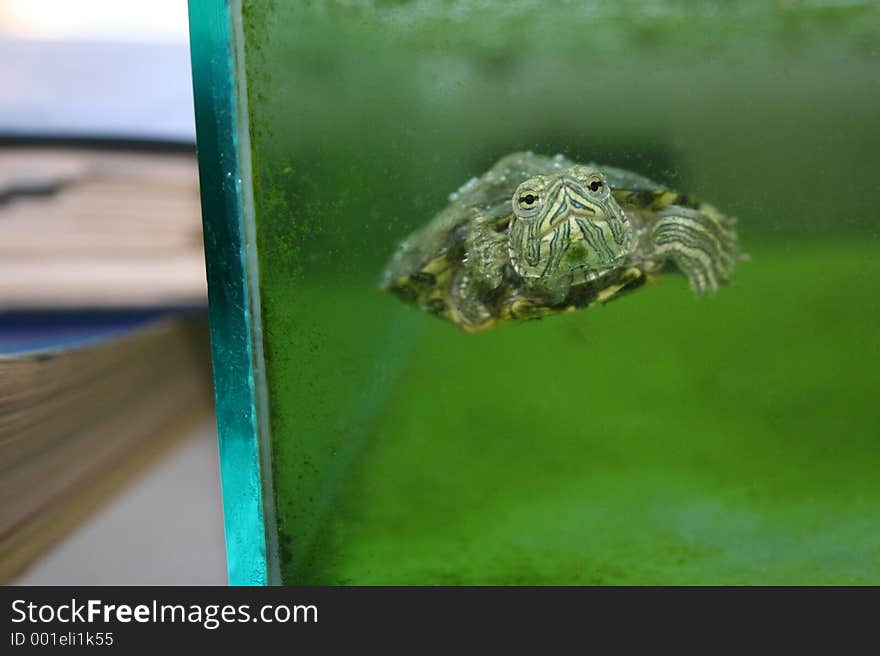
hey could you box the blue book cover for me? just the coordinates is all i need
[0,310,201,355]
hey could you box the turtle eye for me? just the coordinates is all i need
[517,193,539,209]
[588,179,603,193]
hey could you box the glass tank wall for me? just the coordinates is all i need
[194,1,880,584]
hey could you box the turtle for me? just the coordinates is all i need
[380,151,741,333]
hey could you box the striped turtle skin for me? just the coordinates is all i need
[380,151,740,333]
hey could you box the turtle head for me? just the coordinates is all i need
[507,166,633,280]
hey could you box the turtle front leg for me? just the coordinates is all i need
[442,220,509,331]
[446,265,496,332]
[649,205,740,294]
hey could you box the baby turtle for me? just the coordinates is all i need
[380,151,740,333]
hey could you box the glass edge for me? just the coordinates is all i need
[187,0,278,586]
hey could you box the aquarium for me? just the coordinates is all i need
[189,1,880,585]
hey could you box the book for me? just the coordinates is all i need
[0,31,215,581]
[0,137,212,581]
[0,313,213,581]
[0,142,206,309]
[0,139,213,580]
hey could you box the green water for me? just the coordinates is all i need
[242,1,880,584]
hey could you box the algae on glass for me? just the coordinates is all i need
[240,0,880,583]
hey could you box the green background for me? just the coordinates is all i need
[241,0,880,583]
